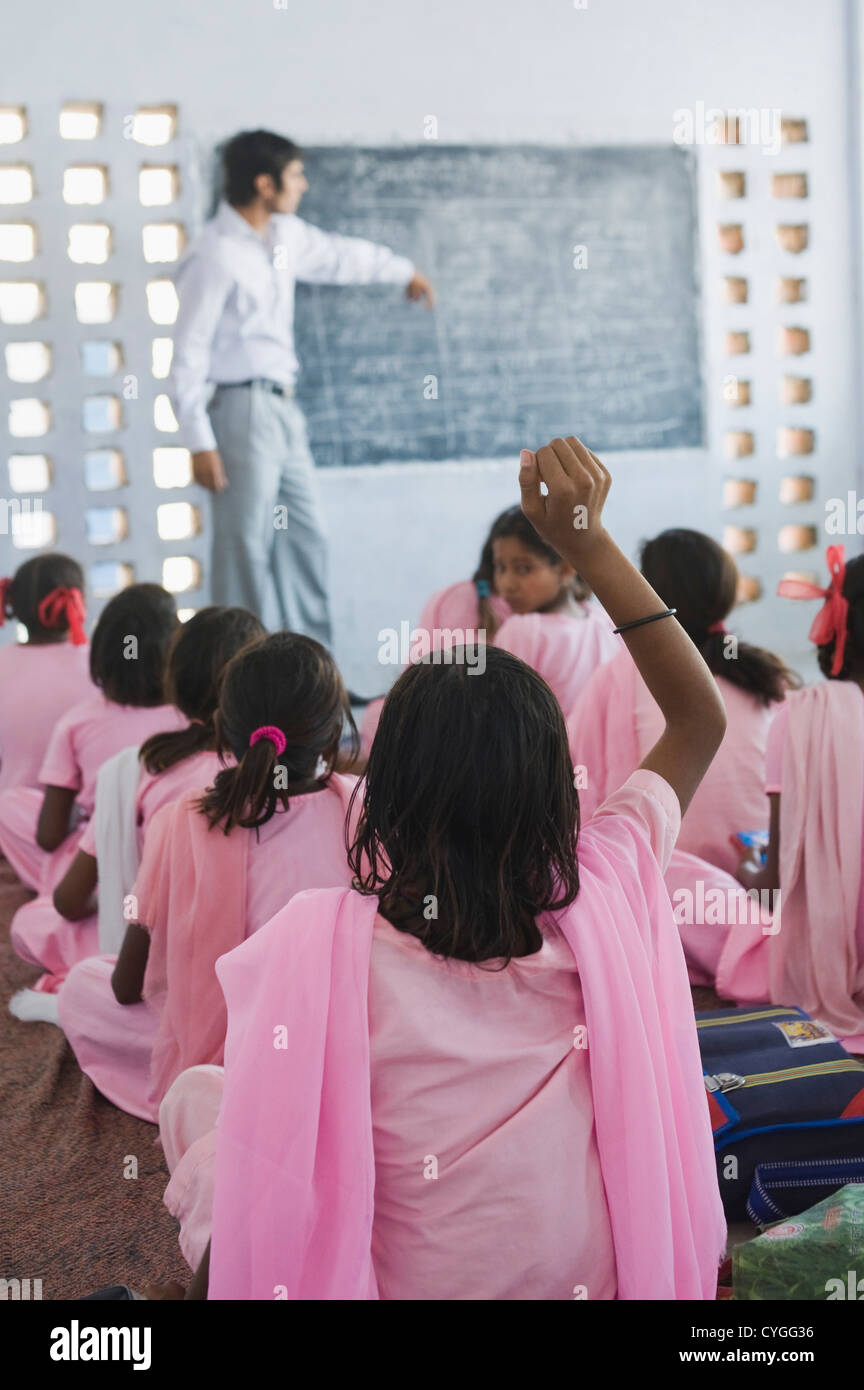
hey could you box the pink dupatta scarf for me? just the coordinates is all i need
[716,682,864,1041]
[141,794,248,1110]
[209,825,725,1301]
[417,578,509,639]
[494,609,617,716]
[770,682,864,1036]
[566,650,643,820]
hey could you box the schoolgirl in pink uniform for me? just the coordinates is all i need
[162,437,726,1303]
[0,555,94,793]
[59,631,359,1121]
[484,505,618,712]
[359,523,512,756]
[568,529,796,872]
[360,504,616,753]
[0,584,184,898]
[722,546,864,1044]
[9,607,264,993]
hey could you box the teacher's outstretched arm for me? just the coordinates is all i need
[289,215,436,307]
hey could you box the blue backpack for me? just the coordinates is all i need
[696,1004,864,1222]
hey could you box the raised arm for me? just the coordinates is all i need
[289,216,435,305]
[519,437,727,815]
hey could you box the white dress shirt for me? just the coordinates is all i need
[168,201,415,453]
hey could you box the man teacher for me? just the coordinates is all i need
[168,129,435,644]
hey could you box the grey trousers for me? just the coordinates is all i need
[206,384,332,647]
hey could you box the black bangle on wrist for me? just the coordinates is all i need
[613,608,677,636]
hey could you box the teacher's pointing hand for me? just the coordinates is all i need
[406,271,436,308]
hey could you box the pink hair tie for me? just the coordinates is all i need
[249,724,287,756]
[707,621,727,635]
[777,544,848,676]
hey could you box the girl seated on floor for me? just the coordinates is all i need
[158,436,727,1302]
[58,631,360,1122]
[9,606,264,1009]
[723,546,864,1045]
[361,502,617,753]
[0,554,93,795]
[0,584,184,904]
[568,528,796,871]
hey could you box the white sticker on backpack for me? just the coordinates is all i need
[773,1018,837,1047]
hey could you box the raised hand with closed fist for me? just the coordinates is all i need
[517,433,726,816]
[518,436,610,566]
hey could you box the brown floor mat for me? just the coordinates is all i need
[691,985,732,1012]
[0,860,188,1300]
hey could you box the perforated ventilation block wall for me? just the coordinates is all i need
[705,114,822,612]
[0,100,206,624]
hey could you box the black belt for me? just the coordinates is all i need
[215,378,294,398]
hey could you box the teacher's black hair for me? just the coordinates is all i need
[222,129,303,207]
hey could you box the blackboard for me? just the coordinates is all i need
[293,146,703,466]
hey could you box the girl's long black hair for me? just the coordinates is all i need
[817,553,864,680]
[348,645,581,964]
[139,606,265,775]
[4,553,85,639]
[198,631,357,834]
[89,584,179,707]
[640,529,797,706]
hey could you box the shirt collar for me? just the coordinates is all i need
[216,200,273,246]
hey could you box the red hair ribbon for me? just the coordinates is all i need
[37,586,87,646]
[777,544,848,676]
[0,577,12,626]
[707,621,727,635]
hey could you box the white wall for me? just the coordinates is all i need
[1,0,858,691]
